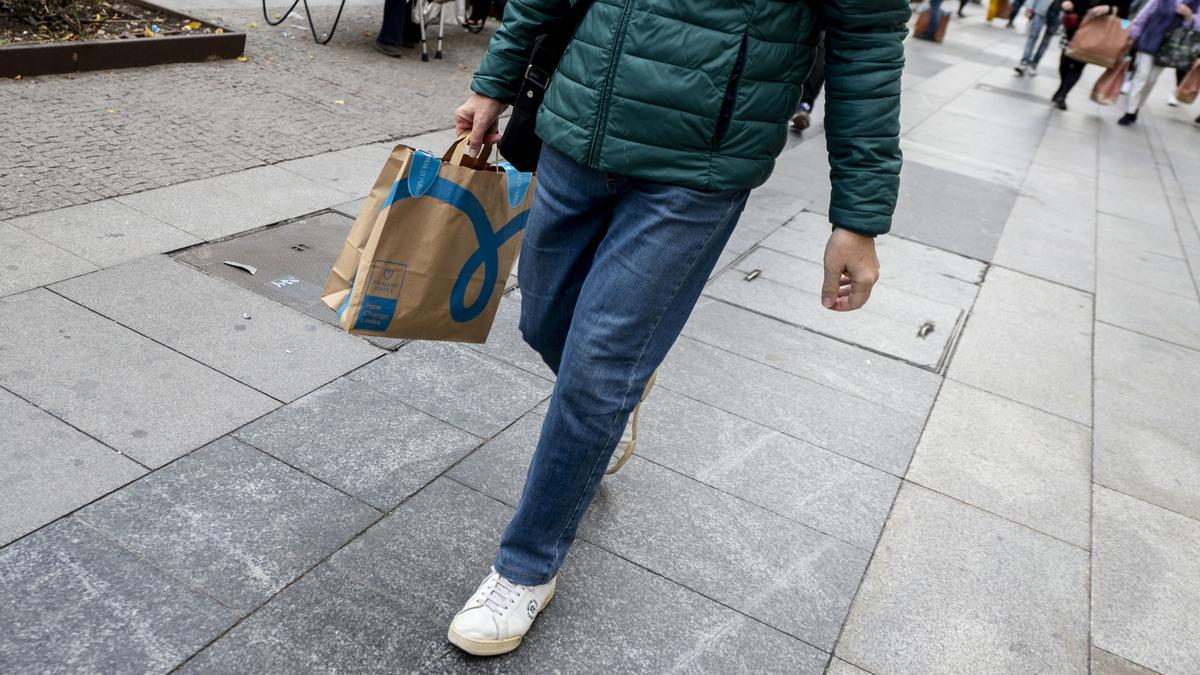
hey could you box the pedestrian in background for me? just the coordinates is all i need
[1015,0,1066,74]
[792,35,826,131]
[1008,0,1030,26]
[375,0,422,57]
[917,0,950,39]
[1052,0,1131,108]
[1119,0,1200,124]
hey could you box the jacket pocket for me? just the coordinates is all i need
[713,33,750,148]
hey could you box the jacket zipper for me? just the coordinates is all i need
[588,0,634,166]
[713,33,749,149]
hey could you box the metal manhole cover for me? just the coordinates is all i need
[173,211,406,350]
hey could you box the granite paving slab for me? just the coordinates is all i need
[1097,171,1167,200]
[275,143,394,199]
[235,377,481,510]
[1034,127,1099,177]
[207,165,357,222]
[1092,486,1200,675]
[1096,274,1200,351]
[0,222,96,298]
[826,658,874,675]
[948,267,1093,424]
[836,483,1090,674]
[0,388,145,546]
[1094,323,1200,520]
[53,256,382,402]
[331,197,367,220]
[906,380,1092,547]
[186,478,829,673]
[78,437,380,611]
[706,248,962,369]
[1091,647,1160,675]
[1098,237,1197,300]
[5,199,200,267]
[764,135,833,216]
[900,137,1025,190]
[1018,163,1098,221]
[904,112,1036,177]
[446,412,544,506]
[464,292,554,381]
[579,458,870,650]
[0,289,279,468]
[636,388,899,551]
[114,177,287,242]
[738,187,812,236]
[760,211,985,310]
[888,159,1020,261]
[681,299,942,419]
[1098,188,1175,228]
[1097,212,1190,261]
[992,197,1096,293]
[453,428,868,650]
[0,519,237,673]
[659,336,925,475]
[349,341,553,438]
[451,398,898,553]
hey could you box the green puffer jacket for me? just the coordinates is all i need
[472,0,909,236]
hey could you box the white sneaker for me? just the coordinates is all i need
[606,371,657,475]
[1168,94,1181,107]
[1028,63,1038,76]
[447,569,556,656]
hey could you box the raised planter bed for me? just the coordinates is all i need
[0,0,244,78]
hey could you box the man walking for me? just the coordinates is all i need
[448,0,909,656]
[1014,0,1065,75]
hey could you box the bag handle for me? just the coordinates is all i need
[443,133,494,170]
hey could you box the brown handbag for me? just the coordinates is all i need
[1177,58,1200,104]
[1066,14,1130,68]
[914,5,951,42]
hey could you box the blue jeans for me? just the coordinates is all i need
[493,145,749,585]
[927,0,944,33]
[1022,10,1060,65]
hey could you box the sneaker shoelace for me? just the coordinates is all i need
[482,574,522,615]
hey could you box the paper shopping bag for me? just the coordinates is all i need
[1176,58,1200,104]
[1091,58,1131,105]
[987,0,1011,22]
[322,136,535,343]
[1067,14,1130,68]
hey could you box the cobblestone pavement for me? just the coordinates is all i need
[4,7,1200,675]
[0,1,488,220]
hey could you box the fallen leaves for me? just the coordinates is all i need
[235,55,248,62]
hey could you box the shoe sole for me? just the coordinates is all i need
[605,371,657,475]
[447,591,555,656]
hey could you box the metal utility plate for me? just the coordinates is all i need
[173,211,405,350]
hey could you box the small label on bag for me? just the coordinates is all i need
[353,260,408,332]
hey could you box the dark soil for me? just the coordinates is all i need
[0,0,226,45]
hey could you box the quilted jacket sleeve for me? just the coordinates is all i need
[471,0,573,102]
[820,0,911,236]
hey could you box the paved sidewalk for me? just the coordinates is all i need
[3,7,1200,674]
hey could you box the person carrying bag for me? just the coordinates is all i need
[1118,0,1200,124]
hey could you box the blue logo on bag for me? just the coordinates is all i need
[365,156,533,325]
